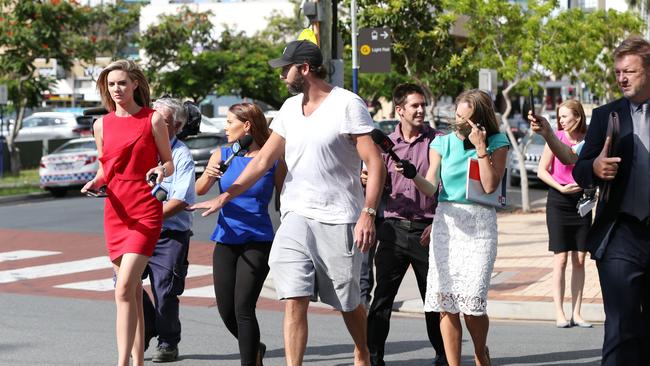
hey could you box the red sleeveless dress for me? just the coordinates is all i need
[99,107,162,261]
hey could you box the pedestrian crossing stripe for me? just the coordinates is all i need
[55,264,214,292]
[0,250,60,263]
[0,256,111,284]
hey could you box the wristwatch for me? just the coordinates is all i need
[362,207,377,217]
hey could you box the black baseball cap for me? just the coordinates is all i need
[268,40,323,68]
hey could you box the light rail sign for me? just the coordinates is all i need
[358,27,392,73]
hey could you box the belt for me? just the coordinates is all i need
[620,213,650,228]
[386,218,432,230]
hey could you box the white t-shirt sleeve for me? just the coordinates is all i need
[341,96,374,134]
[269,112,286,138]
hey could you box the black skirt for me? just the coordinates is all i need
[546,187,592,253]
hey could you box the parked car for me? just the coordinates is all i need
[199,115,226,134]
[509,133,546,186]
[16,112,92,142]
[39,137,98,197]
[374,118,452,136]
[374,119,399,135]
[183,133,228,175]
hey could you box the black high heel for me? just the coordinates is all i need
[485,346,492,366]
[256,342,266,366]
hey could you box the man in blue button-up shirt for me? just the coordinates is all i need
[143,97,196,362]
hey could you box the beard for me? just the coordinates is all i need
[287,72,305,95]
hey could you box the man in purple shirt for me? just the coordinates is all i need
[367,84,446,366]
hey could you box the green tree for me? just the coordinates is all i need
[0,0,93,174]
[140,6,292,107]
[139,6,219,101]
[449,0,558,212]
[341,0,472,119]
[541,9,644,103]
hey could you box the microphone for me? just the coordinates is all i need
[218,134,254,173]
[371,129,401,162]
[370,128,417,179]
[148,173,168,201]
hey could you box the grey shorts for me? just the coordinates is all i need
[269,212,362,312]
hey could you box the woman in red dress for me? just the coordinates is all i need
[81,60,174,366]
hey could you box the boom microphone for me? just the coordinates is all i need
[371,129,401,162]
[218,134,254,173]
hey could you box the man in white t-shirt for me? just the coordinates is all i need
[191,40,385,366]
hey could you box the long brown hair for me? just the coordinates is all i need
[96,60,151,112]
[228,103,271,148]
[556,99,587,134]
[455,89,500,136]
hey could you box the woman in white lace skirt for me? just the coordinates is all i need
[397,90,509,366]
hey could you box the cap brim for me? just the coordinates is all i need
[268,58,293,68]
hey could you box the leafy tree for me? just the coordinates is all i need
[139,6,219,101]
[541,9,643,103]
[449,0,558,212]
[0,0,93,174]
[140,6,292,107]
[341,0,472,119]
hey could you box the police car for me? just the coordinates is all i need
[39,137,98,197]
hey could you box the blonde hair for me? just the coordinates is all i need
[556,99,587,134]
[455,89,500,136]
[96,60,151,112]
[228,103,271,148]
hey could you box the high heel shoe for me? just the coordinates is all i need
[256,342,266,366]
[485,346,492,366]
[570,318,593,328]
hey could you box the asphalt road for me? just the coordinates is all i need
[0,292,603,366]
[0,183,607,366]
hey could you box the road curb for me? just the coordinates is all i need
[395,299,605,323]
[0,192,50,205]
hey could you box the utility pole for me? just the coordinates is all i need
[303,0,342,87]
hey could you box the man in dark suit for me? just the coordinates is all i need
[573,36,650,366]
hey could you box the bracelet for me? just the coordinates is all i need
[477,152,489,159]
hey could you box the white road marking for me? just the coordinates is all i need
[0,250,60,263]
[0,256,111,284]
[55,264,213,292]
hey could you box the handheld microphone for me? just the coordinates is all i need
[218,134,254,173]
[370,128,417,179]
[148,173,168,201]
[370,129,401,162]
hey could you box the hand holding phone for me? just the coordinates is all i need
[85,186,107,198]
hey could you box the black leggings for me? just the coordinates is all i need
[213,241,271,366]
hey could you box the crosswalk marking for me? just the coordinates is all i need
[0,256,111,284]
[0,250,60,263]
[55,264,214,292]
[182,285,214,298]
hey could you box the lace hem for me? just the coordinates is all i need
[424,291,488,316]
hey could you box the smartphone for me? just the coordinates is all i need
[85,187,107,198]
[528,88,535,118]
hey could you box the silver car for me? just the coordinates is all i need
[509,133,546,186]
[16,112,92,142]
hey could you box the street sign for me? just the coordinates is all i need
[358,27,392,73]
[478,69,498,100]
[0,84,7,105]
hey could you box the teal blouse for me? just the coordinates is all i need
[430,133,510,204]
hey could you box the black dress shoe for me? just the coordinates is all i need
[152,345,179,363]
[432,354,448,366]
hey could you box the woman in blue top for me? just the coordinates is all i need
[398,90,509,366]
[195,103,286,366]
